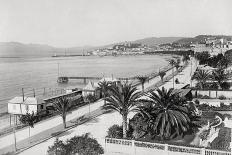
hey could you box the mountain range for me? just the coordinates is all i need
[0,35,231,58]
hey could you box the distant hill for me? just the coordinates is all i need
[174,35,232,45]
[0,42,94,58]
[132,37,184,47]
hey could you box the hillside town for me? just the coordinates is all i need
[88,36,232,56]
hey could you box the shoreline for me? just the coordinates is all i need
[0,54,176,136]
[0,56,178,137]
[0,57,195,154]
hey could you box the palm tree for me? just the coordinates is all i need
[174,59,181,70]
[103,83,142,138]
[158,70,166,82]
[211,68,229,89]
[97,80,111,104]
[84,93,96,115]
[52,97,71,129]
[169,59,176,88]
[19,112,37,143]
[136,75,149,93]
[191,69,211,89]
[144,87,193,140]
[182,55,190,64]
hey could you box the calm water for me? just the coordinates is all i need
[0,55,170,113]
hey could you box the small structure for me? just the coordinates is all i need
[82,81,99,97]
[8,96,45,115]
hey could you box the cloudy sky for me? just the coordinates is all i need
[0,0,232,47]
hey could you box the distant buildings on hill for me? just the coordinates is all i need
[87,36,232,56]
[88,42,152,56]
[192,37,232,55]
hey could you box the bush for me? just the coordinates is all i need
[107,124,123,139]
[47,133,104,155]
[194,99,200,105]
[218,95,226,100]
[221,82,230,90]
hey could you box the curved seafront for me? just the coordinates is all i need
[0,55,171,130]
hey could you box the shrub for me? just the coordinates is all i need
[218,95,226,100]
[194,99,200,105]
[107,124,123,139]
[47,133,104,155]
[221,82,230,90]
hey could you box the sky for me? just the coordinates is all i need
[0,0,232,47]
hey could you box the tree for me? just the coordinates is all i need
[19,112,37,142]
[174,58,181,70]
[211,68,230,89]
[48,133,104,155]
[182,55,190,64]
[143,87,195,140]
[84,94,96,115]
[103,83,141,138]
[217,56,231,69]
[52,97,71,129]
[169,59,176,88]
[97,80,111,104]
[158,70,166,82]
[194,51,210,65]
[191,69,211,89]
[136,75,149,93]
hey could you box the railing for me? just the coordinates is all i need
[105,138,231,155]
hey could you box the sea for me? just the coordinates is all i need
[0,55,170,115]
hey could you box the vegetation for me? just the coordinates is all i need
[210,127,231,151]
[107,124,123,139]
[168,59,176,88]
[192,69,211,89]
[158,70,166,82]
[97,80,112,104]
[141,87,200,140]
[182,55,190,64]
[19,112,37,142]
[210,68,230,89]
[136,75,149,92]
[47,133,104,155]
[103,83,142,138]
[195,52,231,69]
[52,97,72,128]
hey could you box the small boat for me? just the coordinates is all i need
[57,77,69,83]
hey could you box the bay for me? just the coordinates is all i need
[0,55,170,113]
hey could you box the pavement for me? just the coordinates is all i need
[0,59,198,155]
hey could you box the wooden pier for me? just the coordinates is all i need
[57,76,136,84]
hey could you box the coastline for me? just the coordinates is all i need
[0,57,196,155]
[0,56,180,137]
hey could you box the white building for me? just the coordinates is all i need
[8,96,45,115]
[82,81,98,97]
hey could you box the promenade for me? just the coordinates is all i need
[0,59,197,155]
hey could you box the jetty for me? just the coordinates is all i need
[57,76,136,84]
